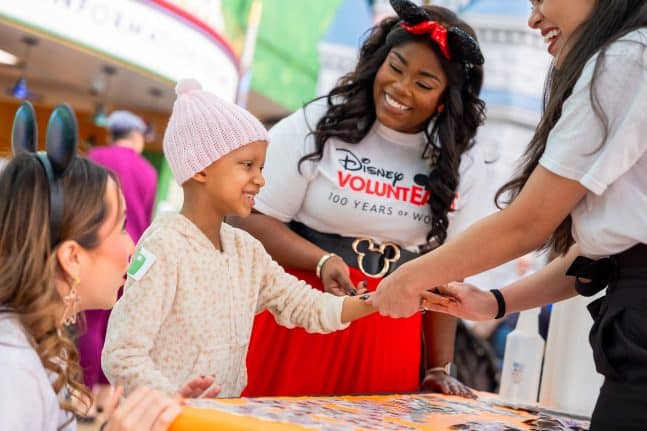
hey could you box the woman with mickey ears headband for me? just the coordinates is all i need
[231,0,488,397]
[0,102,182,430]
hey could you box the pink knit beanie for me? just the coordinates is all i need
[163,79,268,184]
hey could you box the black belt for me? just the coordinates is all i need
[288,221,419,278]
[566,243,647,296]
[566,243,647,383]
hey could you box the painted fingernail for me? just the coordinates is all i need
[349,288,357,296]
[359,294,371,300]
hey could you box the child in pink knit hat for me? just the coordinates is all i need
[102,79,374,398]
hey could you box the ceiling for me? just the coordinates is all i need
[0,18,290,122]
[0,19,177,114]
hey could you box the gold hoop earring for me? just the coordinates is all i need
[61,276,81,326]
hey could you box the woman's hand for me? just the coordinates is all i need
[320,255,366,296]
[421,370,477,399]
[421,282,498,321]
[103,386,182,431]
[177,375,221,398]
[371,263,427,318]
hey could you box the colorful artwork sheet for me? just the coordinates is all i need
[170,393,589,431]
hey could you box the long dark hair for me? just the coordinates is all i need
[496,0,647,254]
[298,5,485,248]
[0,154,115,423]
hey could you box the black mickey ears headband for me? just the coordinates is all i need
[11,101,79,246]
[389,0,484,69]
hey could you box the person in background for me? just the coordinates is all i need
[91,110,158,242]
[231,0,488,398]
[78,110,158,417]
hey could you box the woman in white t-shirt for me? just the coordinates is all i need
[373,1,647,429]
[0,103,190,431]
[231,0,489,397]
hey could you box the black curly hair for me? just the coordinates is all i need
[298,5,486,249]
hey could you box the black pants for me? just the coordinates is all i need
[591,380,647,430]
[583,244,647,430]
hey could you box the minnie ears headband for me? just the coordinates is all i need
[390,0,484,68]
[12,101,78,246]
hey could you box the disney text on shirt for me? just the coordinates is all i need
[336,149,430,207]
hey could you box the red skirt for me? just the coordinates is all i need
[242,266,421,396]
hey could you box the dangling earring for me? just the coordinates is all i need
[437,104,445,114]
[61,276,81,326]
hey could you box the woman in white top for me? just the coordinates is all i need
[373,1,647,429]
[231,0,488,397]
[0,103,189,430]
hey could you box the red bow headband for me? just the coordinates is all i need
[400,21,451,61]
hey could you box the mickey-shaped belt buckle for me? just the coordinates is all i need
[351,238,401,278]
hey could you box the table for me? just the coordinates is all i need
[169,393,589,430]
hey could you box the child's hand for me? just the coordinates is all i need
[177,375,221,398]
[341,288,377,323]
[103,385,182,431]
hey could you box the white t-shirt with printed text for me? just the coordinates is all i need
[540,29,647,257]
[255,100,489,252]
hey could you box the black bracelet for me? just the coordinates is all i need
[490,288,506,319]
[98,420,109,431]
